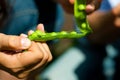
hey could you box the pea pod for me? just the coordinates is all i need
[28,0,92,41]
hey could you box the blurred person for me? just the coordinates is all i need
[74,0,120,80]
[34,0,98,45]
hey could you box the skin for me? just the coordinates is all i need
[29,0,102,42]
[56,0,102,14]
[87,3,120,44]
[0,24,52,79]
[0,0,102,80]
[56,0,120,44]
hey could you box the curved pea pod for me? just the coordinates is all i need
[28,0,92,42]
[28,30,86,41]
[74,0,92,34]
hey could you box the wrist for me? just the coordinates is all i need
[0,70,26,80]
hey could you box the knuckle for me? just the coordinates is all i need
[11,68,20,73]
[43,54,49,61]
[48,55,53,62]
[17,73,28,79]
[36,52,44,61]
[8,36,17,49]
[8,36,14,47]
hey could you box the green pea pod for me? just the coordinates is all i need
[28,0,92,42]
[74,0,92,34]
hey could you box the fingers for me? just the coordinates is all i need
[17,42,43,66]
[112,4,120,27]
[0,24,52,79]
[16,24,52,78]
[0,41,52,79]
[41,43,52,62]
[112,4,120,17]
[16,42,52,78]
[28,24,45,35]
[69,0,102,14]
[36,24,52,61]
[36,24,45,32]
[25,24,51,66]
[20,34,28,38]
[69,0,74,4]
[17,42,52,66]
[114,17,120,27]
[86,4,95,13]
[0,33,31,51]
[28,30,34,35]
[86,0,102,14]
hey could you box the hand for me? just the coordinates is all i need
[55,0,102,14]
[112,3,120,27]
[85,0,102,14]
[87,3,120,44]
[0,24,52,79]
[55,0,74,14]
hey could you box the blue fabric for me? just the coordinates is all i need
[0,0,64,36]
[100,0,120,11]
[99,0,112,11]
[0,0,39,35]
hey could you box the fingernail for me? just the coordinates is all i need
[20,33,28,37]
[87,5,94,10]
[21,37,31,49]
[39,24,44,31]
[29,30,34,35]
[86,5,95,13]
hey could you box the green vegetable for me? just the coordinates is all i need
[28,0,92,41]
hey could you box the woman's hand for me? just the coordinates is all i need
[0,24,52,79]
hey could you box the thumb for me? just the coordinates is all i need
[36,24,45,32]
[0,33,31,51]
[86,0,102,14]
